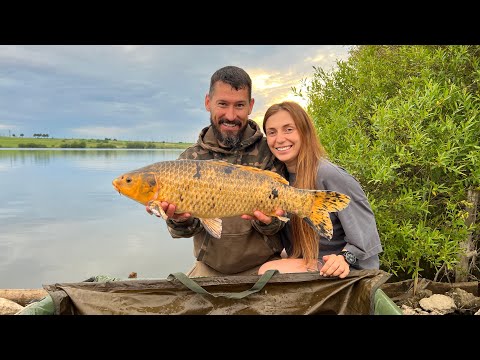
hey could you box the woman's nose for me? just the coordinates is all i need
[275,133,286,143]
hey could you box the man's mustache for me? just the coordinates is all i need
[218,119,242,127]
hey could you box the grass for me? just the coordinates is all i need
[0,136,193,149]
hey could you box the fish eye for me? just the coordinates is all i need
[126,177,132,183]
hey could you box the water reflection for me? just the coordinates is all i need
[0,149,195,288]
[0,149,183,169]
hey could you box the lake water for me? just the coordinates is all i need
[0,148,197,289]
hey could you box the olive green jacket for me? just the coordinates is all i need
[166,120,286,274]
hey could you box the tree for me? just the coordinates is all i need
[296,45,480,288]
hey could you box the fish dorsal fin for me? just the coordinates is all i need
[203,160,289,185]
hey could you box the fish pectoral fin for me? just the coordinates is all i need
[200,218,222,239]
[148,200,168,220]
[277,216,290,223]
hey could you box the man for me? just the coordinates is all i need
[147,65,286,277]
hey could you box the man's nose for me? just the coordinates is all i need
[224,106,236,120]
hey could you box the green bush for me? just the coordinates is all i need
[95,142,117,148]
[60,141,87,148]
[18,143,47,148]
[297,45,480,282]
[126,141,157,149]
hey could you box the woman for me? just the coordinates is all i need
[257,101,382,278]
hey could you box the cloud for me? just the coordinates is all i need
[0,45,352,142]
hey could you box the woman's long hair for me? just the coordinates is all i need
[263,101,327,265]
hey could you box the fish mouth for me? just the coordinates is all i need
[112,179,122,194]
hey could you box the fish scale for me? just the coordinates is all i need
[112,159,351,239]
[155,160,290,218]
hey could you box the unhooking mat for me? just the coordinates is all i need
[19,269,392,315]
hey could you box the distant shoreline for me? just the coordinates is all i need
[0,136,193,149]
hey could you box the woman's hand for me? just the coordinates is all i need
[319,254,350,279]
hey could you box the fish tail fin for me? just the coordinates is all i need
[200,218,223,239]
[303,191,350,240]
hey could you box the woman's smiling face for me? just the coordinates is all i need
[264,109,301,172]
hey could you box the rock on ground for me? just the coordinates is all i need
[0,297,24,315]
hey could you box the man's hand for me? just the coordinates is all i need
[319,254,350,279]
[146,201,191,222]
[241,209,285,225]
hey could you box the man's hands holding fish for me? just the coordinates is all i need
[146,202,191,222]
[145,202,284,225]
[240,209,286,224]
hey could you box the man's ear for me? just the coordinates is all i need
[249,97,255,115]
[205,93,210,111]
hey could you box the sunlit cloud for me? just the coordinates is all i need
[248,68,315,127]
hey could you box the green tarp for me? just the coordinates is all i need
[19,269,395,315]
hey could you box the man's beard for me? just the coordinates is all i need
[211,117,247,148]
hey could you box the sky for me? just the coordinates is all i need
[0,45,352,143]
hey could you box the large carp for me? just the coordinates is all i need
[112,159,350,239]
